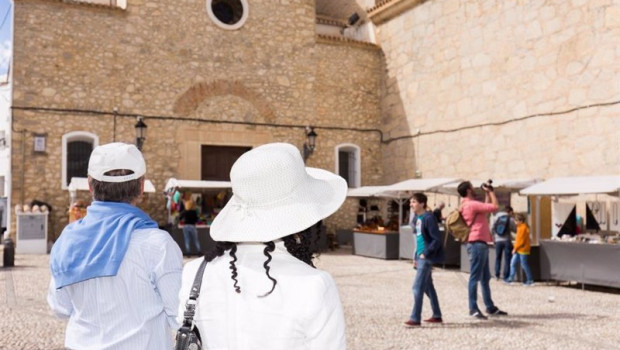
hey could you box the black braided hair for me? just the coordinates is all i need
[202,221,324,295]
[229,244,240,293]
[282,222,320,268]
[203,241,240,293]
[258,241,277,297]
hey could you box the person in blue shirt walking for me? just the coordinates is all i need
[404,193,445,327]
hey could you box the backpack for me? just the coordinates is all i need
[493,215,510,236]
[445,209,476,243]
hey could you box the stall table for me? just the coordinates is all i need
[460,244,542,281]
[353,229,399,260]
[399,226,460,266]
[539,240,620,288]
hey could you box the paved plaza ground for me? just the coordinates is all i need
[1,246,619,350]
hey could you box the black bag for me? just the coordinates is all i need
[175,259,208,350]
[493,215,510,236]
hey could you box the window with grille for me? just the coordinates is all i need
[66,141,93,186]
[62,132,99,189]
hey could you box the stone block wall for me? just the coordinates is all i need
[376,0,620,183]
[9,0,387,239]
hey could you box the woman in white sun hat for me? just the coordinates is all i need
[177,142,347,350]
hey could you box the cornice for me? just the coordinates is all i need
[316,15,347,28]
[16,0,126,11]
[367,0,426,25]
[316,34,381,51]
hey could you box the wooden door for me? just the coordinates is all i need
[201,145,251,181]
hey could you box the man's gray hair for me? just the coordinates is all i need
[89,169,143,203]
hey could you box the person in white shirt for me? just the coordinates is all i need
[178,142,348,350]
[47,143,183,350]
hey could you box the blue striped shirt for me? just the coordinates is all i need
[47,228,183,350]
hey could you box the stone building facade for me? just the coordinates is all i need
[7,0,620,243]
[9,0,384,241]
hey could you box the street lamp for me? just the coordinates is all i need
[134,116,147,151]
[302,126,317,162]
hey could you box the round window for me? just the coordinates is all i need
[206,0,249,30]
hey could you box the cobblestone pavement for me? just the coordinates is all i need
[1,246,619,350]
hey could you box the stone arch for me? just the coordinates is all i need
[173,80,275,123]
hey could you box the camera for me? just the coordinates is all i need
[480,179,494,191]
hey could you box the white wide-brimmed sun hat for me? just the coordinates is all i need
[210,142,347,243]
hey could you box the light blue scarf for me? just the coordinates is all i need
[50,201,158,289]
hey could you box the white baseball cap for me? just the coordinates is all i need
[210,142,347,243]
[88,142,146,183]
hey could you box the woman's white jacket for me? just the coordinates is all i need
[178,241,346,350]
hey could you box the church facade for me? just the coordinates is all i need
[5,0,619,242]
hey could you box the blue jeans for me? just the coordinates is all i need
[467,242,496,313]
[494,240,512,280]
[182,225,201,254]
[409,257,442,322]
[508,253,533,283]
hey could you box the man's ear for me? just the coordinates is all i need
[88,177,94,195]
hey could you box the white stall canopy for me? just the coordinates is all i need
[382,178,462,198]
[347,186,393,198]
[441,178,541,195]
[381,178,462,225]
[520,176,620,196]
[164,178,232,192]
[68,177,156,193]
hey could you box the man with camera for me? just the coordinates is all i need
[456,180,508,320]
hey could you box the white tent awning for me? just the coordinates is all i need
[346,186,393,197]
[441,178,542,195]
[520,176,620,196]
[381,178,462,198]
[164,178,232,192]
[68,177,156,193]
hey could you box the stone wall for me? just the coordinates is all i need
[376,0,620,183]
[9,0,386,239]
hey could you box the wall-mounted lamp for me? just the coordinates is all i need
[348,12,360,26]
[0,134,6,149]
[302,126,318,162]
[134,116,147,151]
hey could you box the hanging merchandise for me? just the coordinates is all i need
[551,202,576,237]
[610,202,620,233]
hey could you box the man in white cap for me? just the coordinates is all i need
[48,142,183,350]
[178,142,347,349]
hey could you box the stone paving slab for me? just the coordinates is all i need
[1,247,619,349]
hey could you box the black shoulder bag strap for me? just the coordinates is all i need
[175,259,208,350]
[184,259,208,326]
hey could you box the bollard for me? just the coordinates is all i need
[3,236,15,267]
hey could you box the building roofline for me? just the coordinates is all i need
[367,0,426,25]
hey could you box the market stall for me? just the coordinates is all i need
[343,186,393,257]
[520,176,620,288]
[443,178,542,275]
[346,179,461,261]
[352,228,399,260]
[163,178,232,254]
[381,178,461,262]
